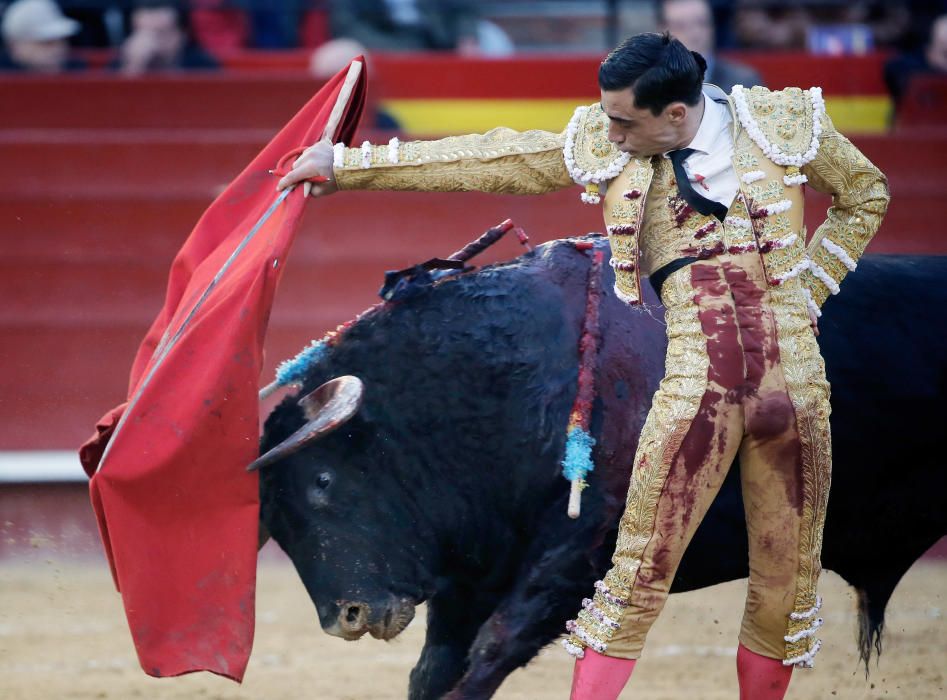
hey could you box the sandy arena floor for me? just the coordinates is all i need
[1,549,944,700]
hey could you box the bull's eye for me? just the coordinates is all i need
[307,471,333,509]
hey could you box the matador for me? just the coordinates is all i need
[279,33,889,700]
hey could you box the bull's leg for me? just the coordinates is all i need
[409,587,498,700]
[442,498,609,699]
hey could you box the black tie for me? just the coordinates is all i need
[668,148,728,222]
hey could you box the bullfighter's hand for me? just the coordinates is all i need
[277,139,339,198]
[809,307,820,336]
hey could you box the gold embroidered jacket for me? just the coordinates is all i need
[333,85,889,314]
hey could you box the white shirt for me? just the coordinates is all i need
[665,91,738,211]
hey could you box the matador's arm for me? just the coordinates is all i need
[798,113,890,311]
[332,128,575,195]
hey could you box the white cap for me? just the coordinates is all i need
[2,0,80,42]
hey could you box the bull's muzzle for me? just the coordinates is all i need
[326,597,416,641]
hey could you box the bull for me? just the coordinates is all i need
[257,236,947,699]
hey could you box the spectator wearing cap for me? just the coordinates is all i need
[114,0,218,75]
[0,0,85,72]
[658,0,763,92]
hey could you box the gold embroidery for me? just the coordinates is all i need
[334,127,574,195]
[798,113,890,307]
[639,158,695,275]
[602,159,654,304]
[746,180,784,203]
[741,86,817,157]
[571,104,624,173]
[736,152,759,169]
[723,197,756,250]
[636,156,725,276]
[563,88,878,664]
[610,198,636,221]
[334,92,886,312]
[776,119,798,142]
[769,282,832,664]
[729,126,807,284]
[565,272,708,654]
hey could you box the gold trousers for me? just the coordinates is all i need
[564,252,831,667]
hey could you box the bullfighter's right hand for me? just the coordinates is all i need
[277,139,339,198]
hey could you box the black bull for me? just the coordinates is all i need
[258,238,946,700]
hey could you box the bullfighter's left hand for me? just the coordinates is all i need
[277,138,339,198]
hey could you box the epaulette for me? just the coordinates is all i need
[731,85,826,168]
[563,103,630,203]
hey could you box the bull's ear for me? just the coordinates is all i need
[247,376,364,472]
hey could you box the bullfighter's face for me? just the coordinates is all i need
[258,399,434,642]
[601,87,694,158]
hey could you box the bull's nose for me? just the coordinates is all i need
[338,600,371,636]
[322,597,415,641]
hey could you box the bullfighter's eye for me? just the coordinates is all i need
[316,472,332,489]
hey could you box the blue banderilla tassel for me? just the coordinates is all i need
[275,339,329,385]
[259,339,329,400]
[562,425,596,483]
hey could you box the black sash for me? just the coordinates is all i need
[649,256,700,300]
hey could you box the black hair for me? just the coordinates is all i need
[598,32,707,115]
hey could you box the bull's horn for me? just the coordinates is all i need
[247,375,364,472]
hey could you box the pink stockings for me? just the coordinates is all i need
[736,643,793,700]
[569,650,635,700]
[569,645,792,699]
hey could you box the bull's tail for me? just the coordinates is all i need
[855,587,886,676]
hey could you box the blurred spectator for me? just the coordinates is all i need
[860,1,912,49]
[897,1,947,52]
[58,0,124,48]
[658,0,763,91]
[114,0,218,74]
[245,0,302,49]
[0,0,86,72]
[189,1,330,52]
[732,0,913,52]
[732,1,812,50]
[328,0,478,52]
[885,14,947,106]
[190,0,250,53]
[309,37,400,129]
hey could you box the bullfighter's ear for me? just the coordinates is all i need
[247,376,365,471]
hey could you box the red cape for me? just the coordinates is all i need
[78,59,367,681]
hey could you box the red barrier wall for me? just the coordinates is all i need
[0,72,943,453]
